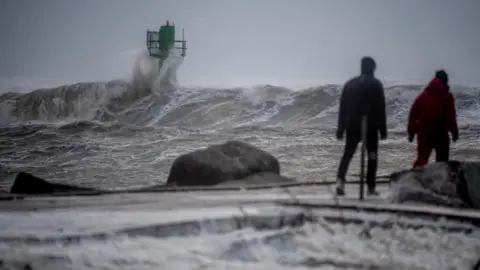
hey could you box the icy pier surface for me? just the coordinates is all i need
[0,185,479,269]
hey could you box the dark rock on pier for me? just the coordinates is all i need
[166,140,283,186]
[388,161,480,209]
[10,172,96,195]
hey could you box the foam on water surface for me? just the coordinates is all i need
[0,203,479,270]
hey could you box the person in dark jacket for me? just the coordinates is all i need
[407,70,459,168]
[336,56,387,196]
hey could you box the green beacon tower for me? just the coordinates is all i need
[146,20,187,68]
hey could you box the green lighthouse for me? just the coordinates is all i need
[146,20,187,65]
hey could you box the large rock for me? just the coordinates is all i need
[166,140,282,186]
[10,172,96,195]
[388,161,480,209]
[458,162,480,209]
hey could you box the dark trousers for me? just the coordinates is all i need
[413,135,450,168]
[337,128,379,190]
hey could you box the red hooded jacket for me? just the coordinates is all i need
[407,78,458,140]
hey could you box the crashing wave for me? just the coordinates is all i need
[0,54,479,131]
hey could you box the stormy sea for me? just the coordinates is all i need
[1,51,480,269]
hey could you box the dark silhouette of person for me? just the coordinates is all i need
[335,56,387,196]
[407,70,459,168]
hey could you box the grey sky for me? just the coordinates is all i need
[0,0,479,88]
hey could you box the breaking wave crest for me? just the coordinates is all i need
[1,52,479,132]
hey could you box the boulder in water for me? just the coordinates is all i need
[388,161,479,209]
[457,161,480,209]
[10,172,96,195]
[166,140,283,186]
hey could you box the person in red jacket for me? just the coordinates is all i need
[407,70,459,168]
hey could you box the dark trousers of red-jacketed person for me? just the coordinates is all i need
[413,136,450,168]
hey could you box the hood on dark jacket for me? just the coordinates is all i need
[360,56,376,76]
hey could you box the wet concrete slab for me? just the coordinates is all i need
[0,184,387,212]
